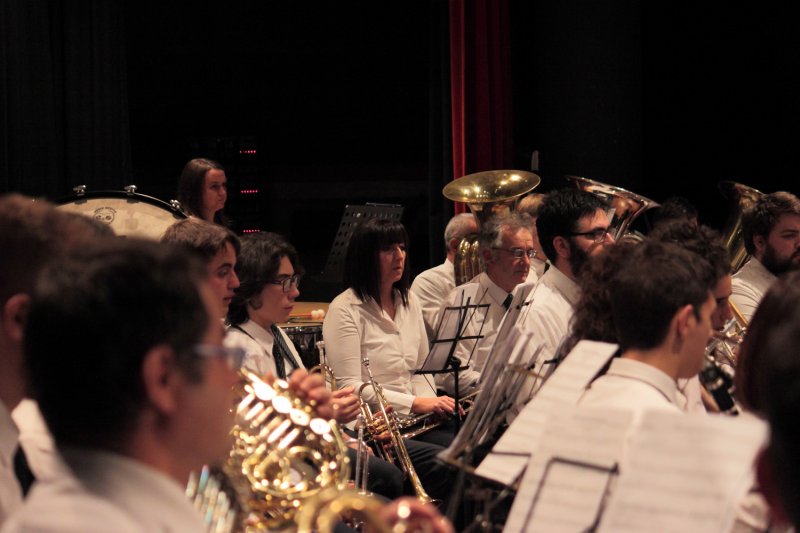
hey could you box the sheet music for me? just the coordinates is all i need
[503,407,632,533]
[476,341,618,485]
[597,411,768,533]
[421,283,485,372]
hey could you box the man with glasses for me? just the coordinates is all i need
[518,188,614,393]
[435,213,535,395]
[4,239,332,531]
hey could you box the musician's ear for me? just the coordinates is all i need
[552,236,570,259]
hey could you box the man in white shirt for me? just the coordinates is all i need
[411,213,478,340]
[519,188,614,380]
[649,220,736,413]
[0,195,112,525]
[579,240,716,418]
[3,239,332,532]
[732,191,800,321]
[436,213,534,395]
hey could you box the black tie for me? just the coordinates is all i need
[271,324,300,379]
[13,445,36,496]
[502,293,513,310]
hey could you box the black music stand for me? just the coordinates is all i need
[415,291,489,433]
[319,203,404,284]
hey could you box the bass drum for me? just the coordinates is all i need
[56,190,186,239]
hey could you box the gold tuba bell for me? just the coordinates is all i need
[565,175,659,241]
[718,181,764,273]
[443,170,541,285]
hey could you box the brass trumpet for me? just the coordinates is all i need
[357,357,434,504]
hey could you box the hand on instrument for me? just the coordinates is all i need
[331,386,360,423]
[373,497,455,533]
[284,369,334,419]
[410,395,464,417]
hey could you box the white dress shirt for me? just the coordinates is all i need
[2,449,206,532]
[0,402,22,526]
[410,259,455,341]
[525,258,547,285]
[11,400,69,485]
[676,376,707,414]
[578,358,682,418]
[731,257,776,322]
[519,266,581,371]
[322,289,436,415]
[225,320,306,378]
[435,272,510,395]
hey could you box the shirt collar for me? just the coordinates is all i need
[479,272,511,307]
[606,357,679,405]
[541,266,581,306]
[237,319,275,346]
[749,257,778,282]
[0,400,19,466]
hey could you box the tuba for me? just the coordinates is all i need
[188,370,351,532]
[443,170,541,285]
[718,181,764,273]
[357,358,434,504]
[565,175,659,241]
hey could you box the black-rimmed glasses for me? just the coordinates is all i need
[193,344,245,371]
[492,247,536,259]
[570,228,612,243]
[268,274,301,293]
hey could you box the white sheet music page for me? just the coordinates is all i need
[502,406,632,533]
[475,340,618,485]
[597,410,768,533]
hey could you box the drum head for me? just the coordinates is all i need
[56,191,186,239]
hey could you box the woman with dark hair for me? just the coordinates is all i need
[323,218,457,446]
[735,270,800,414]
[176,158,229,225]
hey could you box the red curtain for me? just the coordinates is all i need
[449,0,514,213]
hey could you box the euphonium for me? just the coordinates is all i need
[188,370,351,532]
[565,175,659,241]
[719,181,764,273]
[443,170,542,285]
[357,357,434,504]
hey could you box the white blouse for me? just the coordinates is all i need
[322,288,436,415]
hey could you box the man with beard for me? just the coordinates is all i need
[732,191,800,321]
[518,188,613,383]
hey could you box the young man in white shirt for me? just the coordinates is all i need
[4,239,333,532]
[732,191,800,321]
[519,188,614,381]
[436,213,535,395]
[579,240,716,416]
[411,213,478,340]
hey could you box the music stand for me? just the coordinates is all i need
[319,203,403,284]
[415,287,489,433]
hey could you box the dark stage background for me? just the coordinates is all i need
[2,1,797,300]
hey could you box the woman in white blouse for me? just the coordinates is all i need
[323,218,457,447]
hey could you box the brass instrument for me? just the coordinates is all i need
[295,487,391,533]
[719,181,764,273]
[188,370,351,531]
[308,340,337,390]
[392,390,480,440]
[565,175,659,241]
[443,170,541,285]
[357,357,434,503]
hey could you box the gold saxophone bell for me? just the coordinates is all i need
[295,487,392,533]
[443,170,542,285]
[188,370,351,532]
[357,358,435,504]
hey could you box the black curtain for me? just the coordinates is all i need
[0,0,130,199]
[425,0,453,265]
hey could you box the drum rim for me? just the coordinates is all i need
[55,189,187,217]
